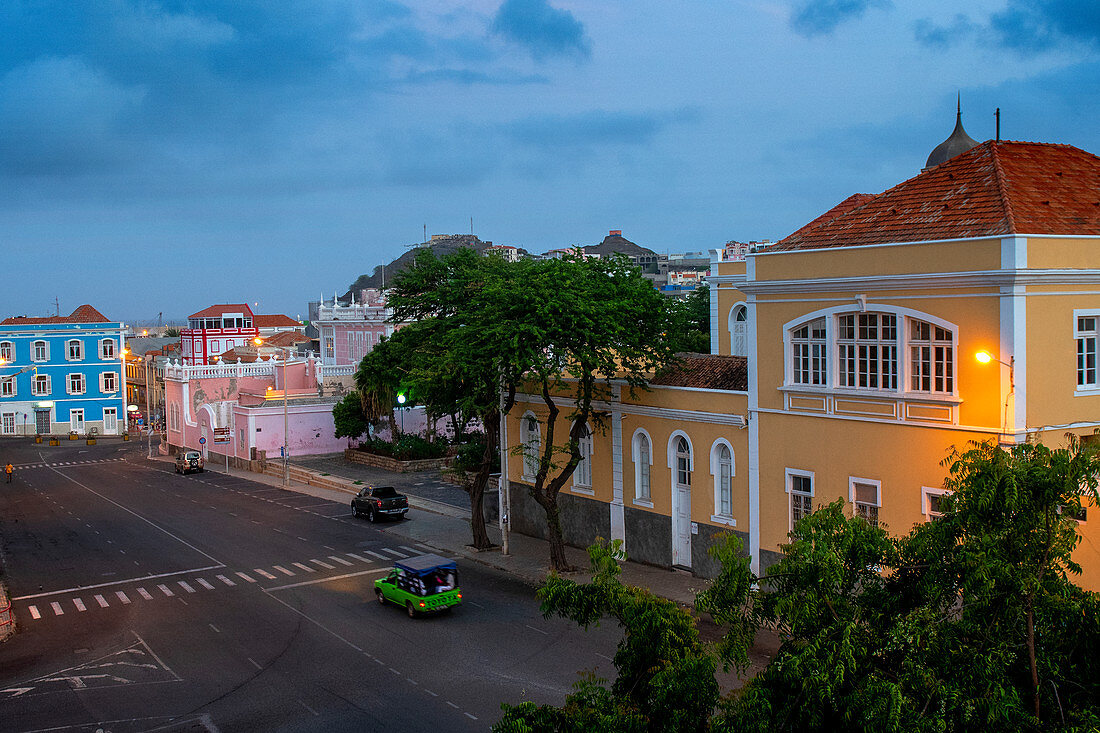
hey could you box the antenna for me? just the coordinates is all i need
[995,108,1001,141]
[54,297,60,316]
[470,217,473,235]
[423,224,427,243]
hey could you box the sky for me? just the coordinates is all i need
[2,0,1098,323]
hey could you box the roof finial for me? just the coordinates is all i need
[957,91,961,117]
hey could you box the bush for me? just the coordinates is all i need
[357,434,448,461]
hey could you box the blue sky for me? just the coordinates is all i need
[2,0,1098,322]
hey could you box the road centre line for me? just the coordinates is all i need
[264,568,386,592]
[13,564,226,601]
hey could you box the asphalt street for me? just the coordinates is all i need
[0,439,620,732]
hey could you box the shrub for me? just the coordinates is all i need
[357,434,448,461]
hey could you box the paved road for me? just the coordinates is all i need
[291,453,471,510]
[0,440,618,732]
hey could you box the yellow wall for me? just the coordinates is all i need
[752,238,1002,282]
[1025,289,1100,429]
[1026,236,1100,269]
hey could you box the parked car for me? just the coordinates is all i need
[351,486,408,522]
[375,554,461,617]
[174,451,204,474]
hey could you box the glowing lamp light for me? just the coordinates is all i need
[253,337,263,346]
[975,350,994,364]
[397,394,407,405]
[127,405,139,413]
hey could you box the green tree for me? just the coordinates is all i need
[667,285,710,354]
[353,333,408,437]
[332,391,368,440]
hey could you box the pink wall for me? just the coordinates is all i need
[236,403,347,458]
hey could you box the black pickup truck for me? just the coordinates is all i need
[351,486,409,522]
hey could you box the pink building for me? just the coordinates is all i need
[314,289,399,366]
[164,356,354,461]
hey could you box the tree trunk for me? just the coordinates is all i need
[465,413,498,550]
[388,409,398,437]
[544,498,570,572]
[1027,605,1040,721]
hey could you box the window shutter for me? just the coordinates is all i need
[854,482,878,505]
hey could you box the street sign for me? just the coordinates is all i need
[213,427,231,444]
[198,437,206,445]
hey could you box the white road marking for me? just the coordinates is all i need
[525,624,548,635]
[94,594,109,608]
[209,624,220,633]
[425,689,439,697]
[346,553,370,563]
[380,548,408,558]
[273,565,295,576]
[137,587,153,600]
[236,572,256,583]
[73,598,87,612]
[265,568,387,592]
[364,551,388,560]
[310,559,334,569]
[327,555,352,566]
[196,578,215,590]
[465,713,478,720]
[115,591,130,604]
[446,701,459,709]
[253,569,276,579]
[50,602,63,616]
[178,581,196,594]
[13,564,225,601]
[157,584,175,597]
[292,563,316,573]
[399,546,422,555]
[247,658,262,670]
[389,668,401,675]
[298,700,319,716]
[28,606,40,620]
[216,575,236,586]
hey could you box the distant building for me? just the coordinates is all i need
[0,305,127,436]
[314,289,399,367]
[181,304,301,365]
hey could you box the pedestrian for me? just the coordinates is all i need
[4,462,12,483]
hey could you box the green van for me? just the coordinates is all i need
[374,554,462,618]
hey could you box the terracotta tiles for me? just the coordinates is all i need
[1,304,111,325]
[651,353,747,392]
[774,141,1100,251]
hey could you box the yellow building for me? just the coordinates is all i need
[503,135,1100,588]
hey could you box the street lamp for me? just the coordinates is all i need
[397,393,406,434]
[975,350,1016,438]
[258,337,290,489]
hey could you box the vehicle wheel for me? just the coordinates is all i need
[406,602,416,618]
[367,507,376,523]
[352,504,360,518]
[376,589,386,605]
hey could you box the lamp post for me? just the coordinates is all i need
[397,393,406,433]
[975,350,1015,438]
[258,337,290,489]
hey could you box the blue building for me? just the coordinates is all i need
[0,305,127,436]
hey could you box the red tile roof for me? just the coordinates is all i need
[188,303,254,319]
[261,330,310,346]
[254,314,301,328]
[774,141,1100,251]
[1,304,112,325]
[651,354,747,391]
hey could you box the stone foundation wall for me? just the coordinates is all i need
[344,448,453,473]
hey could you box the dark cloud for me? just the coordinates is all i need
[990,0,1100,52]
[789,0,891,37]
[913,15,976,48]
[491,0,590,59]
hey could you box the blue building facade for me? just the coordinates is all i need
[0,305,127,436]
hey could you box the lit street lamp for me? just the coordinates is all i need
[397,393,406,434]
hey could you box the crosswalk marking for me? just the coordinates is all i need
[178,581,196,594]
[197,578,216,590]
[328,555,353,566]
[346,553,370,563]
[236,572,256,583]
[94,594,109,608]
[137,587,153,601]
[50,602,63,616]
[292,563,316,573]
[310,559,335,569]
[380,548,408,558]
[216,575,236,586]
[157,584,174,597]
[116,591,131,604]
[73,598,87,612]
[365,551,388,560]
[254,569,276,579]
[29,605,40,619]
[399,546,423,555]
[273,565,295,576]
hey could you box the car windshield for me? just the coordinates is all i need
[372,487,398,498]
[185,452,200,459]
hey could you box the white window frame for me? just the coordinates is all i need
[631,428,654,506]
[100,338,116,359]
[32,340,49,362]
[70,408,85,432]
[785,468,815,532]
[728,303,748,358]
[1075,310,1100,392]
[519,411,541,481]
[837,312,898,390]
[67,372,86,395]
[668,432,693,490]
[1,412,15,435]
[790,317,827,386]
[849,476,881,527]
[571,422,594,494]
[67,339,84,361]
[101,371,118,393]
[1,376,14,397]
[103,407,117,433]
[0,341,13,362]
[921,487,951,521]
[710,439,736,526]
[32,374,51,396]
[783,305,959,400]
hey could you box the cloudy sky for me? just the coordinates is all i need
[2,0,1098,322]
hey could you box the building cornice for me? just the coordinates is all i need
[741,268,1100,296]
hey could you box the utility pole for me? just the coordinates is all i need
[498,375,510,556]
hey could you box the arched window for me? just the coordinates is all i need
[791,317,827,385]
[99,338,116,359]
[67,339,83,361]
[573,423,592,488]
[32,340,49,362]
[729,305,748,357]
[520,413,540,480]
[714,443,733,517]
[675,436,692,488]
[632,430,652,502]
[0,341,13,362]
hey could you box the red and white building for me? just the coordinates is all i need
[181,304,301,365]
[314,289,401,366]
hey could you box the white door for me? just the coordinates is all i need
[673,485,692,567]
[70,409,85,433]
[103,407,118,434]
[731,306,747,357]
[1,413,14,435]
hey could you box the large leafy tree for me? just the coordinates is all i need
[666,285,710,354]
[352,332,410,437]
[332,391,368,441]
